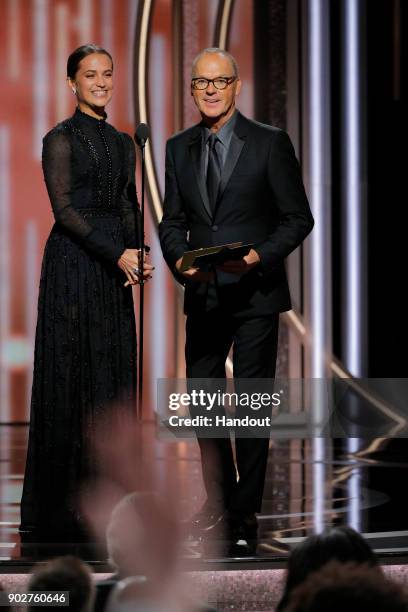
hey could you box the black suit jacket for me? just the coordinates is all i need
[159,111,314,316]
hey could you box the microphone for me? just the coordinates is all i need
[134,123,150,148]
[133,123,150,417]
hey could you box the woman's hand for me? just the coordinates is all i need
[117,249,154,286]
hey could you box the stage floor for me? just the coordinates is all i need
[1,424,408,570]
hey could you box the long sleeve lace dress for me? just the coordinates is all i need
[20,107,140,539]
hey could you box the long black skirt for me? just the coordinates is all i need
[20,218,137,538]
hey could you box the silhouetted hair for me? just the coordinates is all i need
[0,584,10,611]
[284,561,408,612]
[28,556,95,611]
[191,47,239,77]
[277,526,378,611]
[67,44,113,79]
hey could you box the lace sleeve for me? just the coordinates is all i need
[120,133,141,249]
[42,129,125,263]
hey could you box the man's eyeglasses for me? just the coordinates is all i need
[191,76,236,90]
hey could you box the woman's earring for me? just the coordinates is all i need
[72,88,76,95]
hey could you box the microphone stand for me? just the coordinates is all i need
[137,138,146,420]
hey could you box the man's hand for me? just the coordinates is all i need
[217,248,260,275]
[175,257,214,282]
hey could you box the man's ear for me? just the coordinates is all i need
[235,78,242,97]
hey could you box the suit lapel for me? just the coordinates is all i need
[188,128,212,220]
[218,132,245,200]
[215,112,249,213]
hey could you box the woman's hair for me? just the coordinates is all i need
[67,44,113,79]
[276,526,378,611]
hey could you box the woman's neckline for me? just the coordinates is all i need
[74,106,108,123]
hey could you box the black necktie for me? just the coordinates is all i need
[206,133,221,214]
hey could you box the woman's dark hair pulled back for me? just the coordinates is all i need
[67,44,113,79]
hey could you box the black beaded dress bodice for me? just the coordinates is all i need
[64,109,121,209]
[42,107,140,262]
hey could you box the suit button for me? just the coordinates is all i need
[212,225,218,231]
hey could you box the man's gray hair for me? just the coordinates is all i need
[191,47,239,78]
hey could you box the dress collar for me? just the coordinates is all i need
[73,106,107,125]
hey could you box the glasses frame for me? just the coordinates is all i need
[191,76,237,90]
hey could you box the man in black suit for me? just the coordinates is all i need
[159,48,313,546]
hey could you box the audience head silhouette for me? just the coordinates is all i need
[277,525,378,610]
[28,556,94,612]
[283,561,408,612]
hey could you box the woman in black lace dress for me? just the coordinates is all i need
[20,45,152,540]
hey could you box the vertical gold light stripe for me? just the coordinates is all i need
[217,0,234,49]
[136,0,162,224]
